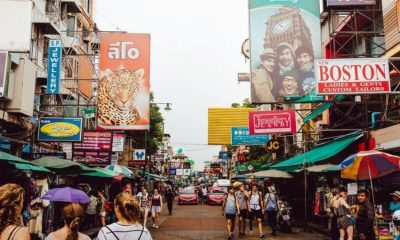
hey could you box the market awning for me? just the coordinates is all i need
[32,157,95,174]
[303,95,345,123]
[13,163,52,173]
[80,167,118,178]
[295,164,337,173]
[270,133,362,172]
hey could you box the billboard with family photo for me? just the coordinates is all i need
[249,0,322,103]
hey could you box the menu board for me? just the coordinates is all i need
[72,131,113,166]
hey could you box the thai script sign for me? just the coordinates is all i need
[231,127,269,145]
[249,110,297,134]
[38,118,82,142]
[315,58,390,95]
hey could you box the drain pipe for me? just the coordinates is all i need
[370,112,381,129]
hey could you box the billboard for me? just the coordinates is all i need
[327,0,376,6]
[47,40,62,94]
[38,118,83,142]
[231,127,269,145]
[249,0,322,103]
[208,108,256,145]
[249,110,297,135]
[72,132,113,166]
[315,58,390,95]
[0,0,32,52]
[98,33,150,130]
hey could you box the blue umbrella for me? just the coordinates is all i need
[42,187,90,204]
[105,165,133,176]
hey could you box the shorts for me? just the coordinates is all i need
[248,209,263,220]
[100,211,106,217]
[140,207,149,213]
[226,213,236,220]
[337,215,352,229]
[152,206,161,215]
[238,209,248,219]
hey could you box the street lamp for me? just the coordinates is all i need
[150,102,172,111]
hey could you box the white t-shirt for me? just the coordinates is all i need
[96,223,152,240]
[46,232,90,240]
[202,188,207,196]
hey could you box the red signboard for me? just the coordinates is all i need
[315,59,390,95]
[129,160,148,167]
[72,132,113,166]
[249,110,296,135]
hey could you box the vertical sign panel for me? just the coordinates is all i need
[249,0,322,103]
[47,40,62,94]
[98,33,150,130]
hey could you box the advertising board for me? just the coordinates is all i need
[38,118,82,142]
[72,132,113,166]
[315,58,390,95]
[249,110,297,135]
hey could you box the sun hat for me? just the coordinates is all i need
[391,191,400,199]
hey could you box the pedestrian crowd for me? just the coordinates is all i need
[0,182,179,240]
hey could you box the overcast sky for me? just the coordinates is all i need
[94,0,250,171]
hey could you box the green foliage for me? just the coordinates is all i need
[231,98,256,108]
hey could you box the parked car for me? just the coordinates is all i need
[178,187,198,205]
[207,187,226,205]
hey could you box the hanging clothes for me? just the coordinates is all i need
[314,191,321,215]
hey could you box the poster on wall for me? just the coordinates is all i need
[98,33,150,130]
[315,58,390,95]
[249,0,322,103]
[72,132,113,166]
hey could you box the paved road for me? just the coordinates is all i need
[148,201,330,240]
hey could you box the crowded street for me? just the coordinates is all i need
[151,200,329,240]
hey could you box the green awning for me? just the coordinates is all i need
[284,89,325,103]
[80,167,118,178]
[261,163,273,170]
[270,133,362,172]
[303,95,345,123]
[13,163,52,173]
[32,157,95,174]
[323,164,341,172]
[0,151,34,164]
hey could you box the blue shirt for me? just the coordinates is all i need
[390,202,400,212]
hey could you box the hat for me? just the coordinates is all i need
[260,48,276,60]
[295,45,313,58]
[233,182,243,188]
[282,69,300,80]
[391,191,400,199]
[277,43,294,55]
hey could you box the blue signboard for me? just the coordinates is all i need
[219,151,229,160]
[231,127,269,146]
[169,168,176,176]
[38,118,83,142]
[47,39,62,94]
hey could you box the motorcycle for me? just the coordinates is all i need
[277,200,293,233]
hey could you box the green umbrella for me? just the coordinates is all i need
[80,167,118,178]
[0,150,35,164]
[146,172,164,180]
[0,151,52,173]
[32,157,94,174]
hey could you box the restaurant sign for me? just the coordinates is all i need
[72,132,113,166]
[249,110,297,135]
[315,58,390,95]
[38,118,82,142]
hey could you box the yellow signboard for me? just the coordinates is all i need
[208,108,256,145]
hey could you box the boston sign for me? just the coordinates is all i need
[249,110,296,135]
[315,58,390,95]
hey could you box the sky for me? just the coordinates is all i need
[94,0,251,171]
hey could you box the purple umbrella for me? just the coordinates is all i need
[42,187,90,204]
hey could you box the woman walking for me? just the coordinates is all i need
[96,192,152,240]
[45,203,90,240]
[333,189,353,240]
[150,189,163,229]
[0,184,30,240]
[139,188,150,227]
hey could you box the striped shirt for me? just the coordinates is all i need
[96,223,152,240]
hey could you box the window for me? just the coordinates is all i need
[67,16,75,37]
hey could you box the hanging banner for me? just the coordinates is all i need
[46,40,62,94]
[98,33,150,130]
[315,58,390,95]
[231,127,269,145]
[249,0,322,103]
[249,110,297,135]
[72,132,113,166]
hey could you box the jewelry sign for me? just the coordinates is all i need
[249,110,297,135]
[46,40,62,94]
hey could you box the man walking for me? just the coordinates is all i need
[264,186,279,236]
[355,189,375,240]
[235,183,250,238]
[202,186,208,204]
[248,184,266,238]
[222,186,239,240]
[165,188,175,215]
